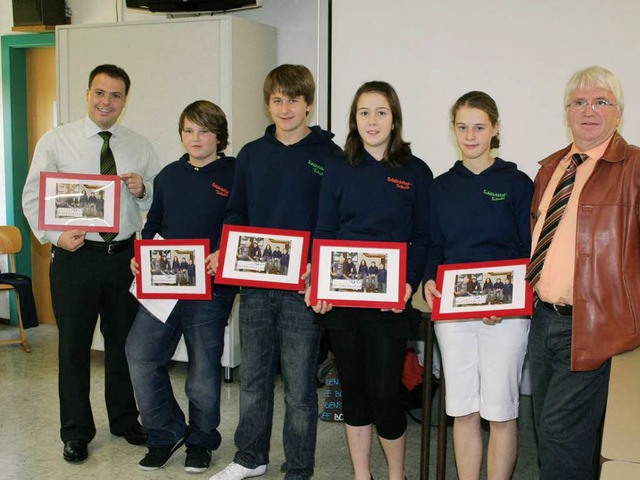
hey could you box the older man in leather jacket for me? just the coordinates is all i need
[527,66,640,480]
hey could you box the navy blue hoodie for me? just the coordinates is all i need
[424,157,533,281]
[142,153,234,246]
[224,124,339,231]
[315,150,433,290]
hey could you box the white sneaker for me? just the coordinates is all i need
[208,462,267,480]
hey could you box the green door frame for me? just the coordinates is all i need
[2,32,55,275]
[2,33,55,323]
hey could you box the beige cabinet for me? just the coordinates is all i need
[56,16,276,162]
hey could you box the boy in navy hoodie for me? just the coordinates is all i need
[210,65,338,480]
[126,100,236,474]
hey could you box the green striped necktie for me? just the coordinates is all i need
[98,131,117,243]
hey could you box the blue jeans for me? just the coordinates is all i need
[233,288,321,480]
[125,293,235,449]
[528,301,611,480]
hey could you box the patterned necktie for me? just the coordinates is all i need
[527,153,588,287]
[99,131,117,243]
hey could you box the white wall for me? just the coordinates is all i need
[232,0,329,127]
[331,0,640,180]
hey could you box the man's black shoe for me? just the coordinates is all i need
[63,440,88,463]
[138,438,185,471]
[115,421,147,445]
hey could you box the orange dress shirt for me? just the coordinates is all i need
[530,136,613,305]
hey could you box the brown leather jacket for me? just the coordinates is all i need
[531,133,640,371]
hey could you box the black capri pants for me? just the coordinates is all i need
[324,307,410,440]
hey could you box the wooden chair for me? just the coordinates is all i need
[0,226,32,352]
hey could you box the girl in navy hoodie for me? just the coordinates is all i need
[423,91,532,480]
[312,81,432,480]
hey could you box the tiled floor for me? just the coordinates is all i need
[0,324,539,479]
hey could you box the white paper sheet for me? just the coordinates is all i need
[129,278,177,323]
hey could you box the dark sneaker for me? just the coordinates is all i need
[138,438,185,471]
[184,444,212,473]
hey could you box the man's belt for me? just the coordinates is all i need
[540,300,573,316]
[83,237,134,255]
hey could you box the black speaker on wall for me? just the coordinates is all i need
[126,0,151,9]
[12,0,67,27]
[126,0,260,13]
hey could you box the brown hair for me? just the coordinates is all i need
[343,81,411,167]
[450,91,500,149]
[263,64,315,106]
[179,100,229,152]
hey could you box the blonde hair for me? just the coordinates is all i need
[564,66,624,111]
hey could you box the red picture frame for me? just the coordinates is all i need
[135,239,211,300]
[38,171,121,232]
[216,225,310,291]
[431,258,533,321]
[310,239,407,309]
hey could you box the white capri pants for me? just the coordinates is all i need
[434,317,530,422]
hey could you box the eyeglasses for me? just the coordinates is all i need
[566,98,618,112]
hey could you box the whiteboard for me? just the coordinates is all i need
[331,0,640,180]
[56,16,276,165]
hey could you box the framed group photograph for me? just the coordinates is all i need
[309,239,407,309]
[216,225,310,291]
[38,172,120,232]
[135,239,211,300]
[431,258,533,321]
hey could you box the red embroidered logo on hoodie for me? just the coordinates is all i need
[211,182,229,197]
[387,177,412,190]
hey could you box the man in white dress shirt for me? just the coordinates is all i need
[22,64,161,464]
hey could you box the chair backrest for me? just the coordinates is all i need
[0,226,22,273]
